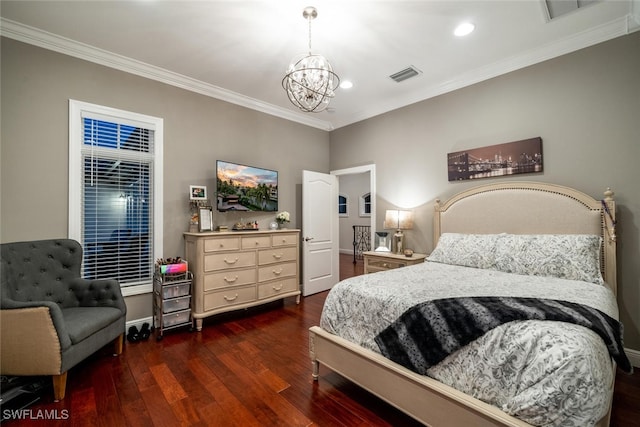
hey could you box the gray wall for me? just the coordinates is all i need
[330,32,640,351]
[2,32,639,352]
[0,38,329,320]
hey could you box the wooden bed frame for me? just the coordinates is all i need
[309,181,617,427]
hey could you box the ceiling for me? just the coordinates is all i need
[1,1,638,131]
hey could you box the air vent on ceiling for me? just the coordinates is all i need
[389,66,422,83]
[544,0,599,20]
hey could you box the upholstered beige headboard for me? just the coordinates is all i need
[434,182,617,294]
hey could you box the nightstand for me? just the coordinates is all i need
[363,251,427,274]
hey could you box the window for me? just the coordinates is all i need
[69,100,163,296]
[338,194,348,217]
[359,192,371,217]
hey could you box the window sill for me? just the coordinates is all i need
[121,283,153,297]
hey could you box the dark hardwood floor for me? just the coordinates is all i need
[4,254,639,426]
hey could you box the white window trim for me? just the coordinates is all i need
[359,192,371,218]
[68,99,163,296]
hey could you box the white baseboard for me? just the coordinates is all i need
[126,316,153,331]
[625,347,640,368]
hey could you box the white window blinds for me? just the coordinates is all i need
[82,118,154,285]
[69,100,163,294]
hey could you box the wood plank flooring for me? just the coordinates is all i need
[4,254,639,426]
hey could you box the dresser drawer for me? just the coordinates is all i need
[203,285,256,311]
[258,277,298,299]
[241,235,271,249]
[367,259,406,270]
[258,246,297,265]
[272,233,298,247]
[204,267,256,291]
[257,261,297,282]
[204,251,256,271]
[204,237,240,252]
[363,252,427,274]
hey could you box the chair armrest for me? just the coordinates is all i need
[70,278,127,314]
[0,299,71,350]
[0,306,66,375]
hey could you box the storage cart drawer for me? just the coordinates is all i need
[162,309,191,327]
[162,295,191,313]
[161,282,191,299]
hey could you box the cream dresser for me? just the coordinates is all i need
[184,229,301,331]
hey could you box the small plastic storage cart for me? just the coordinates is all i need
[153,263,193,340]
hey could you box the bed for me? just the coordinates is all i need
[309,181,630,427]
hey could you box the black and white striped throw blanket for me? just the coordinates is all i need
[375,296,632,375]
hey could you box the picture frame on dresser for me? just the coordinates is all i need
[198,206,213,232]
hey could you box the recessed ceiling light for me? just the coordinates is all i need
[340,80,353,89]
[454,22,475,37]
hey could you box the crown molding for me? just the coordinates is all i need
[0,18,334,131]
[2,13,636,131]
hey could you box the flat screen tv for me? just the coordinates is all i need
[216,160,278,212]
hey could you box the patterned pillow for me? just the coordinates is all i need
[493,234,604,285]
[427,233,500,270]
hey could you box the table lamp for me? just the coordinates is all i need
[383,210,414,254]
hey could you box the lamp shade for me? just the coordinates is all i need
[383,210,414,230]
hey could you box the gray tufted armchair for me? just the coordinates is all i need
[0,239,127,401]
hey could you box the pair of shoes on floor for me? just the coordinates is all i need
[127,323,151,343]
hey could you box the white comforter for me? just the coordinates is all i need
[320,261,618,427]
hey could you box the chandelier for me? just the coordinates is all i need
[282,6,340,113]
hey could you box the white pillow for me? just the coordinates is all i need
[493,234,604,285]
[427,233,500,270]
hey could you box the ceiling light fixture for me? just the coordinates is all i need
[282,6,340,113]
[454,22,475,37]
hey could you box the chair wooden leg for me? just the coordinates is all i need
[52,372,67,401]
[113,333,124,356]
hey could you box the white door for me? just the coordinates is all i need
[302,170,339,296]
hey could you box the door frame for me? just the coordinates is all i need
[331,164,376,251]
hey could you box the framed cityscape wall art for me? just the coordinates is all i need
[447,137,543,181]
